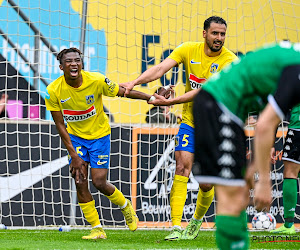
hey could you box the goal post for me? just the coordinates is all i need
[0,0,299,229]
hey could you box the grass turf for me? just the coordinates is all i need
[0,229,299,249]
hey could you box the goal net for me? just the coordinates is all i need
[0,0,299,229]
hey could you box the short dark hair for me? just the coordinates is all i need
[57,47,82,64]
[203,16,227,31]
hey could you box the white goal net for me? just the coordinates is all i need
[0,0,299,229]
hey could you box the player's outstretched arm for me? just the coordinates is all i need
[119,58,178,96]
[117,86,152,101]
[51,111,87,183]
[149,88,201,106]
[252,104,281,211]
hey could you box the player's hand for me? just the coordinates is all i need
[148,93,171,106]
[254,179,272,211]
[70,155,87,184]
[163,85,175,99]
[270,147,277,164]
[119,81,135,97]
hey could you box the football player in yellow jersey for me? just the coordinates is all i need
[121,16,237,240]
[45,48,152,240]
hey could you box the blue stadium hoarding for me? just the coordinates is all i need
[0,0,107,120]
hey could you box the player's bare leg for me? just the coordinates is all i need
[75,164,106,240]
[91,168,138,231]
[214,185,249,249]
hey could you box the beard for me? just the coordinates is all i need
[206,40,223,52]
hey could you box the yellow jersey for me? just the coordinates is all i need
[45,70,119,140]
[168,42,237,127]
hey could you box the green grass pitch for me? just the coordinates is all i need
[0,229,299,249]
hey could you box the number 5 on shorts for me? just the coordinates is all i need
[182,134,189,147]
[76,146,83,156]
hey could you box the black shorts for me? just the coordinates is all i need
[192,90,247,186]
[282,129,300,164]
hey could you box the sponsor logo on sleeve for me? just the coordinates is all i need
[105,77,112,85]
[105,77,117,94]
[108,82,117,94]
[63,105,96,122]
[189,73,206,89]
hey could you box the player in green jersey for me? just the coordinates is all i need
[271,104,300,234]
[149,41,300,249]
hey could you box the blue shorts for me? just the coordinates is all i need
[69,134,110,169]
[175,123,194,153]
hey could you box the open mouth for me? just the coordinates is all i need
[70,68,78,77]
[214,41,222,47]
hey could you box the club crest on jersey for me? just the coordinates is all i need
[86,95,95,105]
[63,105,96,122]
[189,73,206,89]
[210,63,219,73]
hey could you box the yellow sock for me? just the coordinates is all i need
[194,186,214,220]
[105,186,126,207]
[170,174,188,227]
[79,200,101,227]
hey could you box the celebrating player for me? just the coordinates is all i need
[45,48,152,240]
[121,16,237,241]
[150,41,300,249]
[271,104,300,234]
